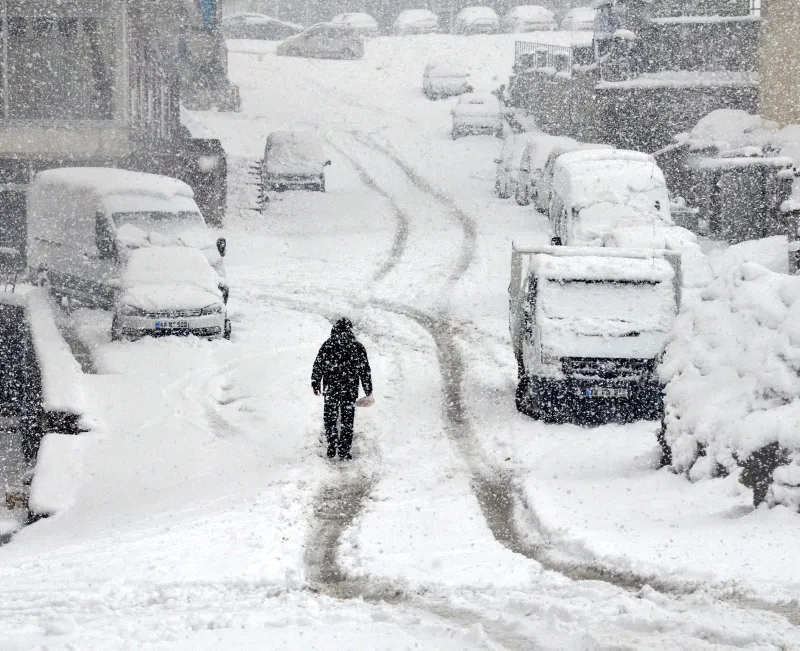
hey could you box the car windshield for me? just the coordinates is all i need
[112,211,206,236]
[540,279,674,334]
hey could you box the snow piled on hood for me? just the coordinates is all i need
[675,109,780,153]
[662,247,800,474]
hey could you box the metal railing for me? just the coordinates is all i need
[514,42,573,71]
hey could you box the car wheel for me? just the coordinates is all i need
[452,128,461,140]
[516,186,529,206]
[495,127,504,138]
[224,319,232,341]
[317,176,326,192]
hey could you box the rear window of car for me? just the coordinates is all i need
[327,26,356,38]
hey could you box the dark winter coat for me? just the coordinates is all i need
[311,322,372,402]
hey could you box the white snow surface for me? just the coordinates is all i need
[2,33,800,648]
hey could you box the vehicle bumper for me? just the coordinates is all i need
[265,174,322,189]
[119,313,227,340]
[452,117,503,134]
[530,375,663,414]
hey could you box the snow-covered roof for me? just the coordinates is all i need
[554,158,668,214]
[569,5,598,17]
[31,168,195,201]
[331,12,378,27]
[555,148,654,169]
[425,60,470,77]
[531,253,674,283]
[521,134,578,168]
[675,109,779,152]
[395,9,438,25]
[597,71,759,90]
[650,15,760,25]
[457,6,499,20]
[456,92,498,105]
[223,13,303,29]
[507,5,555,20]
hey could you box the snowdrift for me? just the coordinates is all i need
[661,253,800,507]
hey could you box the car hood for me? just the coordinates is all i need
[541,324,667,359]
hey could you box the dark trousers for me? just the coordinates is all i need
[324,397,356,455]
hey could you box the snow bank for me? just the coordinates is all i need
[662,249,800,476]
[28,434,90,516]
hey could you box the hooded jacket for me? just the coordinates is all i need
[311,319,372,401]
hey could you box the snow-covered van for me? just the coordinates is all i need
[27,168,230,338]
[509,244,681,423]
[548,150,671,246]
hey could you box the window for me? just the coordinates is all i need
[3,15,115,119]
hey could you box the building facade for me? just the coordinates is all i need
[759,0,800,125]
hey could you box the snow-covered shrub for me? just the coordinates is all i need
[661,259,800,506]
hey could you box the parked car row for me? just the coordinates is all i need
[496,131,687,249]
[223,5,595,41]
[28,168,231,343]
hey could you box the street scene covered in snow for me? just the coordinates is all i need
[0,0,799,648]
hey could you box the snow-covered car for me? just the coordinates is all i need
[451,93,504,139]
[276,23,364,59]
[261,131,331,193]
[536,142,614,212]
[113,247,230,341]
[423,61,472,100]
[501,5,557,33]
[221,13,304,40]
[560,6,596,31]
[453,6,500,34]
[27,167,229,309]
[393,9,440,35]
[330,12,379,37]
[515,134,578,206]
[549,149,672,246]
[495,132,544,199]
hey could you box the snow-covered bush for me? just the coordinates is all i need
[661,252,800,506]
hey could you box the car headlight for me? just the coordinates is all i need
[118,304,147,316]
[199,303,223,316]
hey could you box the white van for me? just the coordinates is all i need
[27,168,230,339]
[548,150,672,246]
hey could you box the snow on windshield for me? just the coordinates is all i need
[540,279,675,335]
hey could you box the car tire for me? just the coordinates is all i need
[516,186,529,206]
[495,127,504,139]
[317,176,326,192]
[224,319,232,341]
[452,128,461,140]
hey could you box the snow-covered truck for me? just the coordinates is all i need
[510,244,682,423]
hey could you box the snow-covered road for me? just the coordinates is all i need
[0,33,799,649]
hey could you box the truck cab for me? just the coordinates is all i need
[510,244,681,423]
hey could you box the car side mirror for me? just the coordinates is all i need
[494,158,503,164]
[550,237,563,246]
[216,237,227,257]
[325,160,332,167]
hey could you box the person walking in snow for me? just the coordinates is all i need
[311,318,373,460]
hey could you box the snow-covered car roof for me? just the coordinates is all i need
[223,13,303,29]
[123,246,221,291]
[331,12,377,27]
[563,7,596,21]
[555,148,655,170]
[457,6,499,20]
[555,159,668,213]
[425,60,470,77]
[506,5,555,20]
[395,9,438,25]
[456,92,498,105]
[532,253,674,284]
[521,134,578,167]
[32,167,195,201]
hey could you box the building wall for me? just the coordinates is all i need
[760,0,800,125]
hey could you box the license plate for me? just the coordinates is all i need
[580,386,629,399]
[155,320,190,330]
